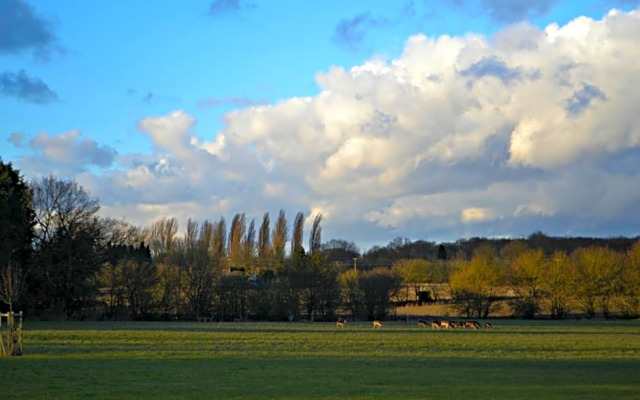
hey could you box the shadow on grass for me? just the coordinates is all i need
[3,355,639,400]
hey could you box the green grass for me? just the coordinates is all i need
[1,320,639,399]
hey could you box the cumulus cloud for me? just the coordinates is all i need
[9,130,116,178]
[0,70,58,104]
[204,8,640,242]
[29,130,115,166]
[0,0,58,58]
[16,8,640,247]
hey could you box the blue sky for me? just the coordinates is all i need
[2,0,640,251]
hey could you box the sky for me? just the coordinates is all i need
[2,0,640,252]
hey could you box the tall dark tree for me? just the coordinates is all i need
[358,268,401,320]
[0,161,34,298]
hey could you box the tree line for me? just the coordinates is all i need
[1,160,639,321]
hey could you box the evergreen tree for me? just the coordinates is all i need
[0,160,34,289]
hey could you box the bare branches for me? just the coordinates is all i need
[31,176,100,247]
[0,261,25,312]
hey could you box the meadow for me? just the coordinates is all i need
[1,319,639,399]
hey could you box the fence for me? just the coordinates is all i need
[0,311,23,356]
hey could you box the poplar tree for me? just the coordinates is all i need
[228,213,246,267]
[291,211,304,259]
[309,214,322,254]
[271,210,288,267]
[257,212,271,266]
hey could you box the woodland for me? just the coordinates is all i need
[1,159,639,321]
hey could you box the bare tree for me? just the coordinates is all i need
[179,240,218,318]
[32,176,100,247]
[199,220,215,254]
[449,245,504,319]
[0,261,25,312]
[100,218,142,247]
[505,248,546,319]
[572,247,623,318]
[144,217,179,258]
[542,251,574,319]
[616,241,640,318]
[30,176,103,317]
[185,218,199,251]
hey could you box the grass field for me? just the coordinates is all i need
[1,319,639,399]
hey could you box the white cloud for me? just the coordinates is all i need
[29,130,115,166]
[129,9,640,243]
[138,110,197,160]
[12,8,640,248]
